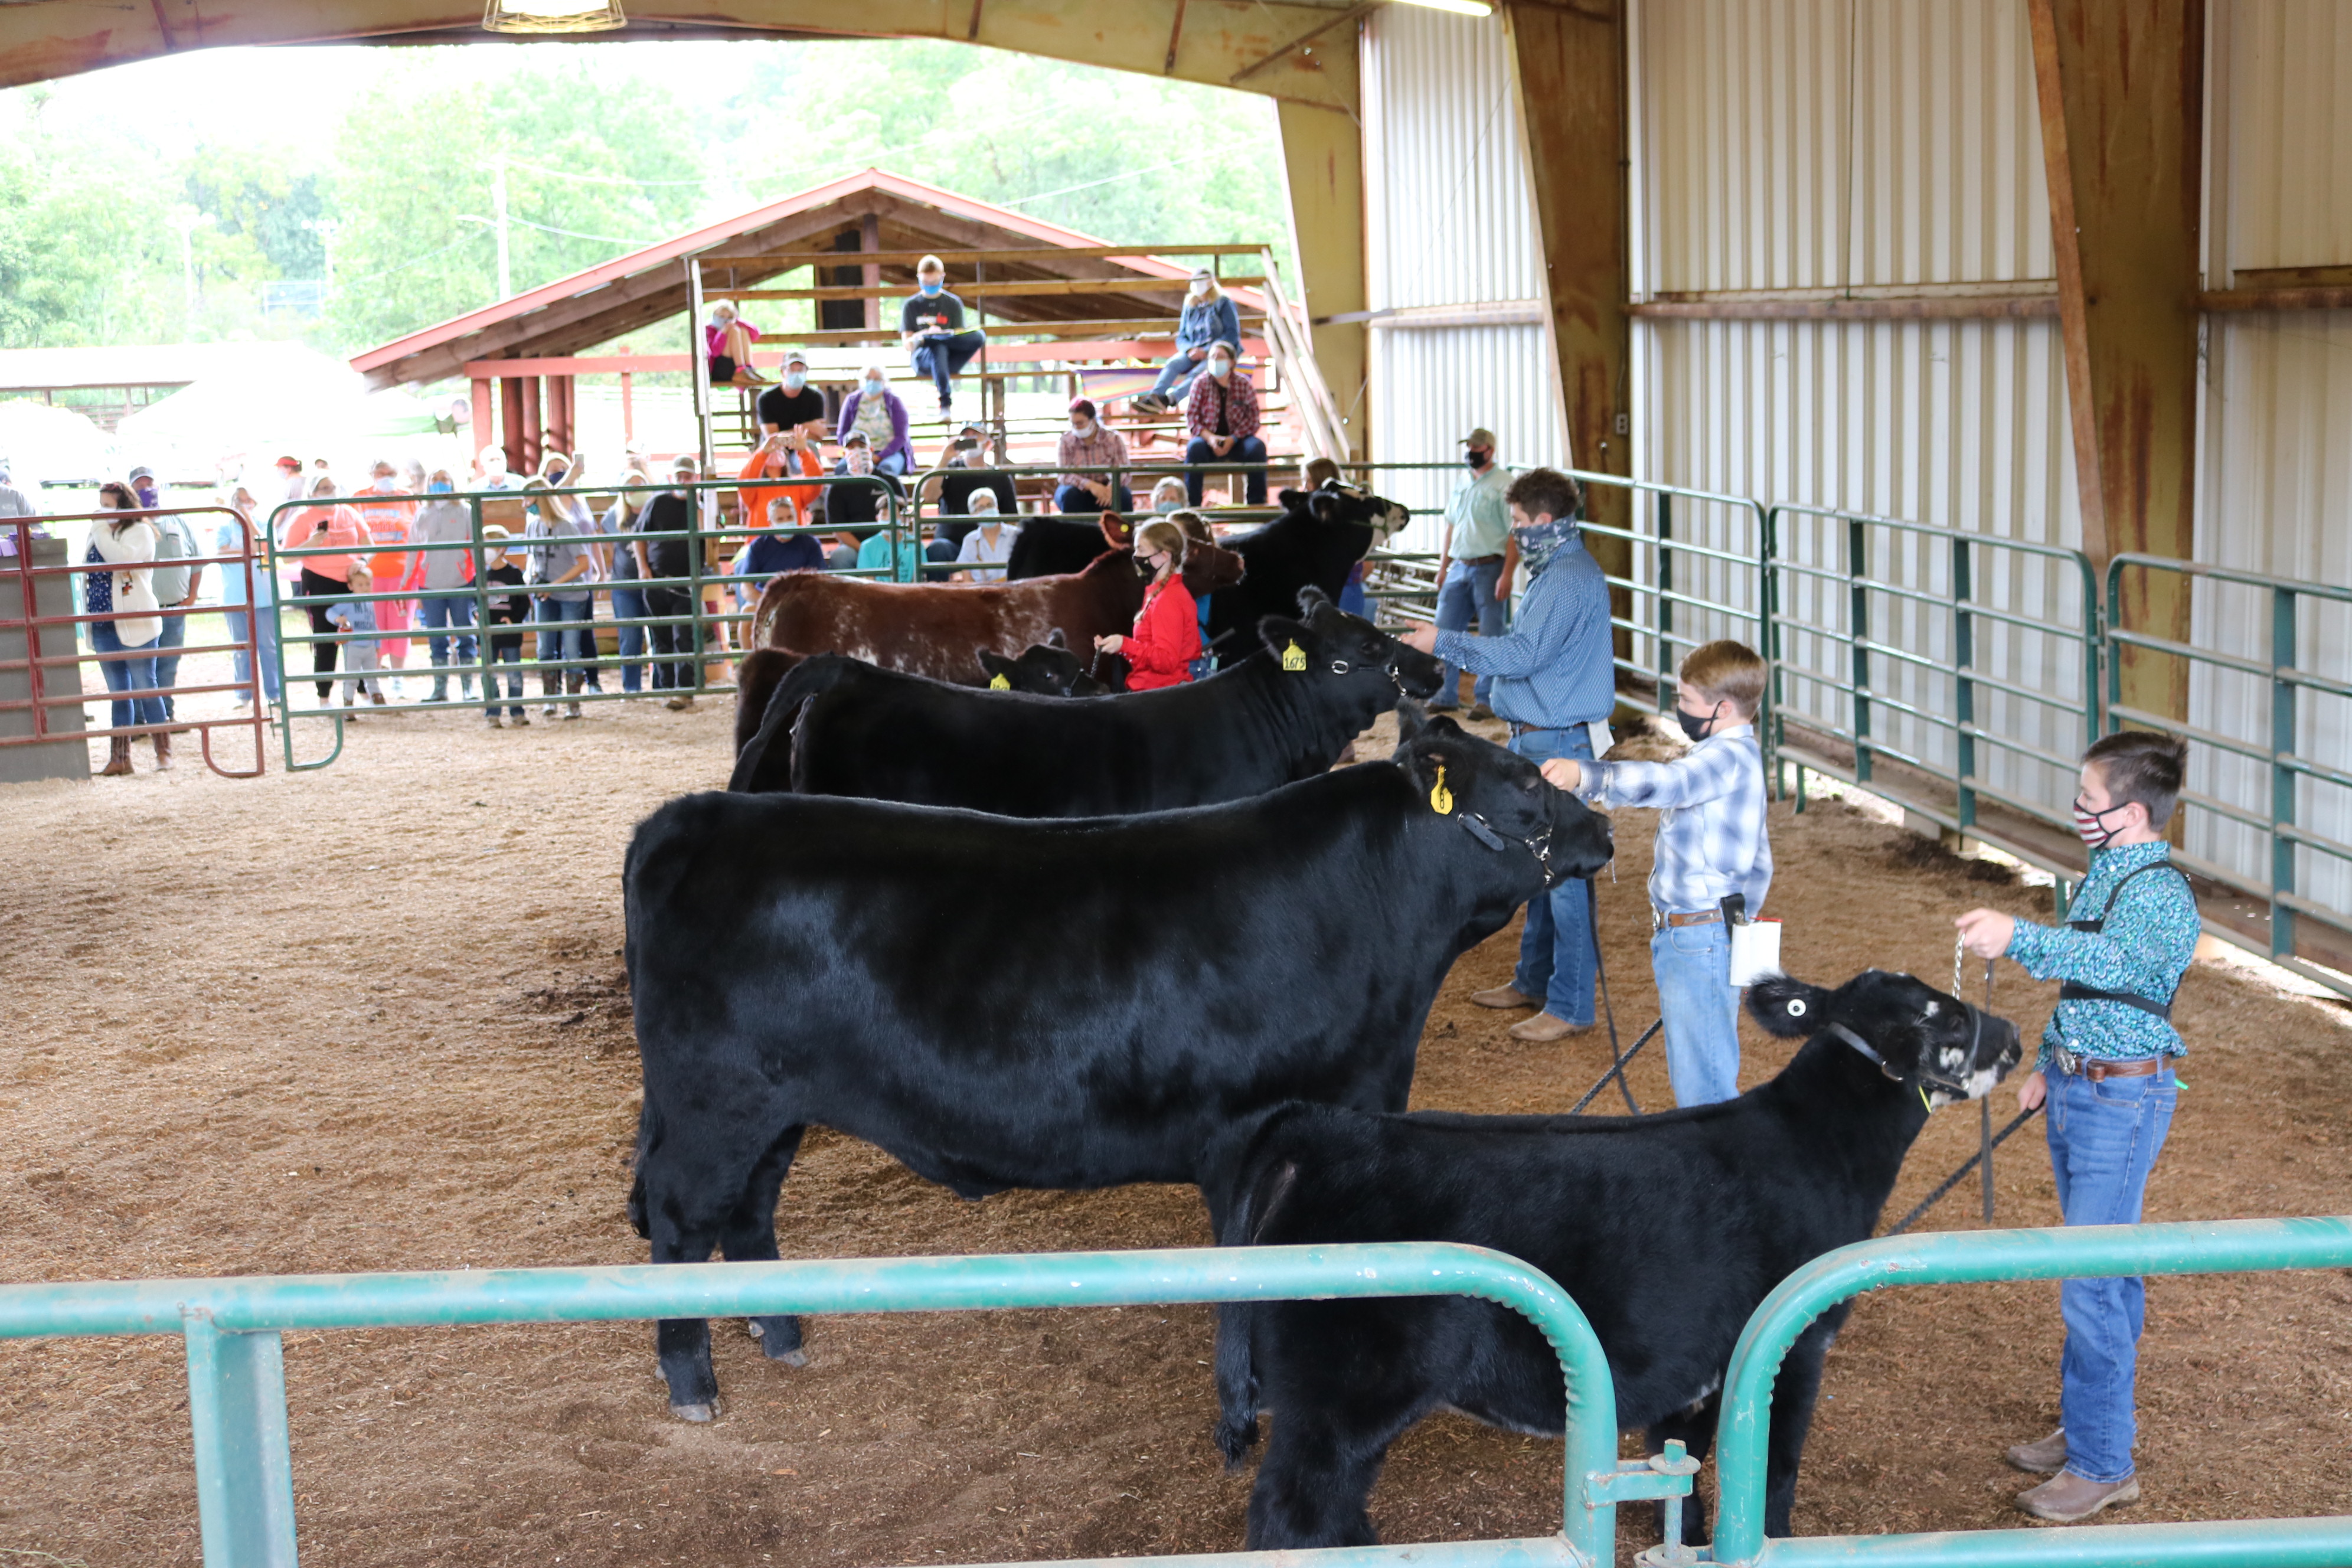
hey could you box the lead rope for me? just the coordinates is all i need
[1886,936,2041,1237]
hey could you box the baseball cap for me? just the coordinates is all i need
[783,350,809,369]
[842,430,870,447]
[128,465,155,482]
[958,419,986,437]
[1458,428,1497,450]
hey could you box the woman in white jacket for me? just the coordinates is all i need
[84,479,168,775]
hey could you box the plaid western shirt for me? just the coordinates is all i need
[1184,370,1261,442]
[1059,423,1131,491]
[1573,723,1773,917]
[2004,840,2197,1068]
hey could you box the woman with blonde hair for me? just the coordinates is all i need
[1092,516,1198,691]
[1132,267,1242,415]
[705,300,770,387]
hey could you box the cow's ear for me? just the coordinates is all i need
[976,648,1015,680]
[1099,513,1133,549]
[1747,974,1830,1037]
[1276,488,1305,512]
[1295,584,1333,616]
[1259,615,1311,661]
[1394,697,1432,743]
[1046,628,1068,649]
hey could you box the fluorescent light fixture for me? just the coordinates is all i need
[1393,0,1494,15]
[482,0,625,32]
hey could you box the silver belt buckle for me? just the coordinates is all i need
[1649,907,1668,933]
[2053,1046,2082,1076]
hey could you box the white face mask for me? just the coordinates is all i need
[861,377,887,398]
[1208,358,1233,381]
[783,373,807,391]
[1072,420,1093,437]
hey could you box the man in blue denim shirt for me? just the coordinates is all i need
[1957,730,2198,1524]
[1402,468,1613,1043]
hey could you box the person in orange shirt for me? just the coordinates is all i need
[354,459,419,688]
[280,476,370,703]
[1092,517,1198,691]
[737,423,825,526]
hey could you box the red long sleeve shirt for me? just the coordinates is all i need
[1123,576,1200,691]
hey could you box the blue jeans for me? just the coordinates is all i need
[1508,727,1596,1025]
[534,595,593,686]
[910,330,986,406]
[1149,349,1210,401]
[609,584,647,692]
[1651,920,1741,1105]
[414,594,479,669]
[1184,435,1269,505]
[1433,558,1508,708]
[89,620,166,732]
[223,602,283,701]
[2046,1060,2177,1484]
[1054,482,1133,515]
[153,609,187,721]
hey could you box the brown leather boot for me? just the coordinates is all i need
[2005,1427,2067,1475]
[151,732,174,771]
[1469,985,1538,1010]
[98,736,134,776]
[2015,1471,2140,1523]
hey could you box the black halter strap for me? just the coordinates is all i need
[1827,1008,1984,1099]
[2057,860,2193,1021]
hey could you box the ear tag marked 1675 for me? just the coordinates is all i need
[1430,764,1454,815]
[1282,641,1307,672]
[988,672,1011,690]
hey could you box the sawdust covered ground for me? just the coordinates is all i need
[1,699,2347,1566]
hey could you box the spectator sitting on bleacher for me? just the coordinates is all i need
[1146,475,1188,515]
[902,255,988,422]
[828,432,893,529]
[1132,267,1242,416]
[1056,398,1132,515]
[739,496,826,602]
[1182,347,1267,507]
[705,300,770,387]
[920,423,1018,561]
[757,351,825,435]
[952,494,1018,584]
[838,364,914,476]
[739,427,825,532]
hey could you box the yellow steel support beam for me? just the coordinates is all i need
[2028,0,2206,729]
[1502,0,1631,607]
[0,0,1358,107]
[1278,99,1369,463]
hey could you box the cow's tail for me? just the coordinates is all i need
[729,652,848,793]
[1208,1122,1302,1469]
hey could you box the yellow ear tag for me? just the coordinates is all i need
[1282,641,1307,672]
[988,672,1011,690]
[1429,764,1454,815]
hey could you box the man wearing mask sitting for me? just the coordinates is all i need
[901,255,988,422]
[756,351,826,436]
[835,364,913,477]
[1181,348,1267,507]
[1055,398,1131,515]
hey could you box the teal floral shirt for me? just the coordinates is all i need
[2003,841,2199,1069]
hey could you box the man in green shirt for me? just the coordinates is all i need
[1429,427,1512,718]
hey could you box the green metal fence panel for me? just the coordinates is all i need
[2105,554,2352,999]
[1709,1216,2352,1566]
[0,1243,1633,1568]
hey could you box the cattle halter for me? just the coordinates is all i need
[1824,1002,1986,1100]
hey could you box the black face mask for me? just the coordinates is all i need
[1465,449,1491,471]
[1676,703,1721,743]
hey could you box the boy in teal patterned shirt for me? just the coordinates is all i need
[1956,730,2198,1524]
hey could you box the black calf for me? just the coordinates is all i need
[1202,969,2022,1551]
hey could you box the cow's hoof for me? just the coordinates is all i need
[749,1314,808,1363]
[769,1346,810,1367]
[671,1401,717,1423]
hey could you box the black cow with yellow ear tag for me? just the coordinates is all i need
[1389,701,1611,888]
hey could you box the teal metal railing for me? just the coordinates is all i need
[1709,1216,2352,1567]
[2104,555,2352,997]
[0,1243,1634,1568]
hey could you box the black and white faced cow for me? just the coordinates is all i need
[974,629,1108,697]
[727,588,1445,815]
[1203,969,2023,1551]
[1206,482,1410,658]
[623,704,1611,1419]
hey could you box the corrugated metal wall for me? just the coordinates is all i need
[1626,0,2090,825]
[2191,0,2352,915]
[1361,4,1562,544]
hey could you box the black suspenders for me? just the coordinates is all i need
[2056,861,2194,1021]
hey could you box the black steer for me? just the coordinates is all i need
[1207,482,1408,659]
[975,629,1108,697]
[728,587,1445,811]
[623,704,1612,1419]
[1204,969,2023,1551]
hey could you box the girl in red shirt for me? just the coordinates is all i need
[1095,517,1198,691]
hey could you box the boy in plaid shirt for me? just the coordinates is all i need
[1540,641,1772,1105]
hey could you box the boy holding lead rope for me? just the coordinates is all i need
[1957,730,2197,1523]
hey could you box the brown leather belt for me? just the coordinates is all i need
[2053,1049,2168,1083]
[1652,908,1722,930]
[1458,553,1504,565]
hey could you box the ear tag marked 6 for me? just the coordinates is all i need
[1282,641,1307,672]
[1430,764,1454,815]
[988,672,1011,690]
